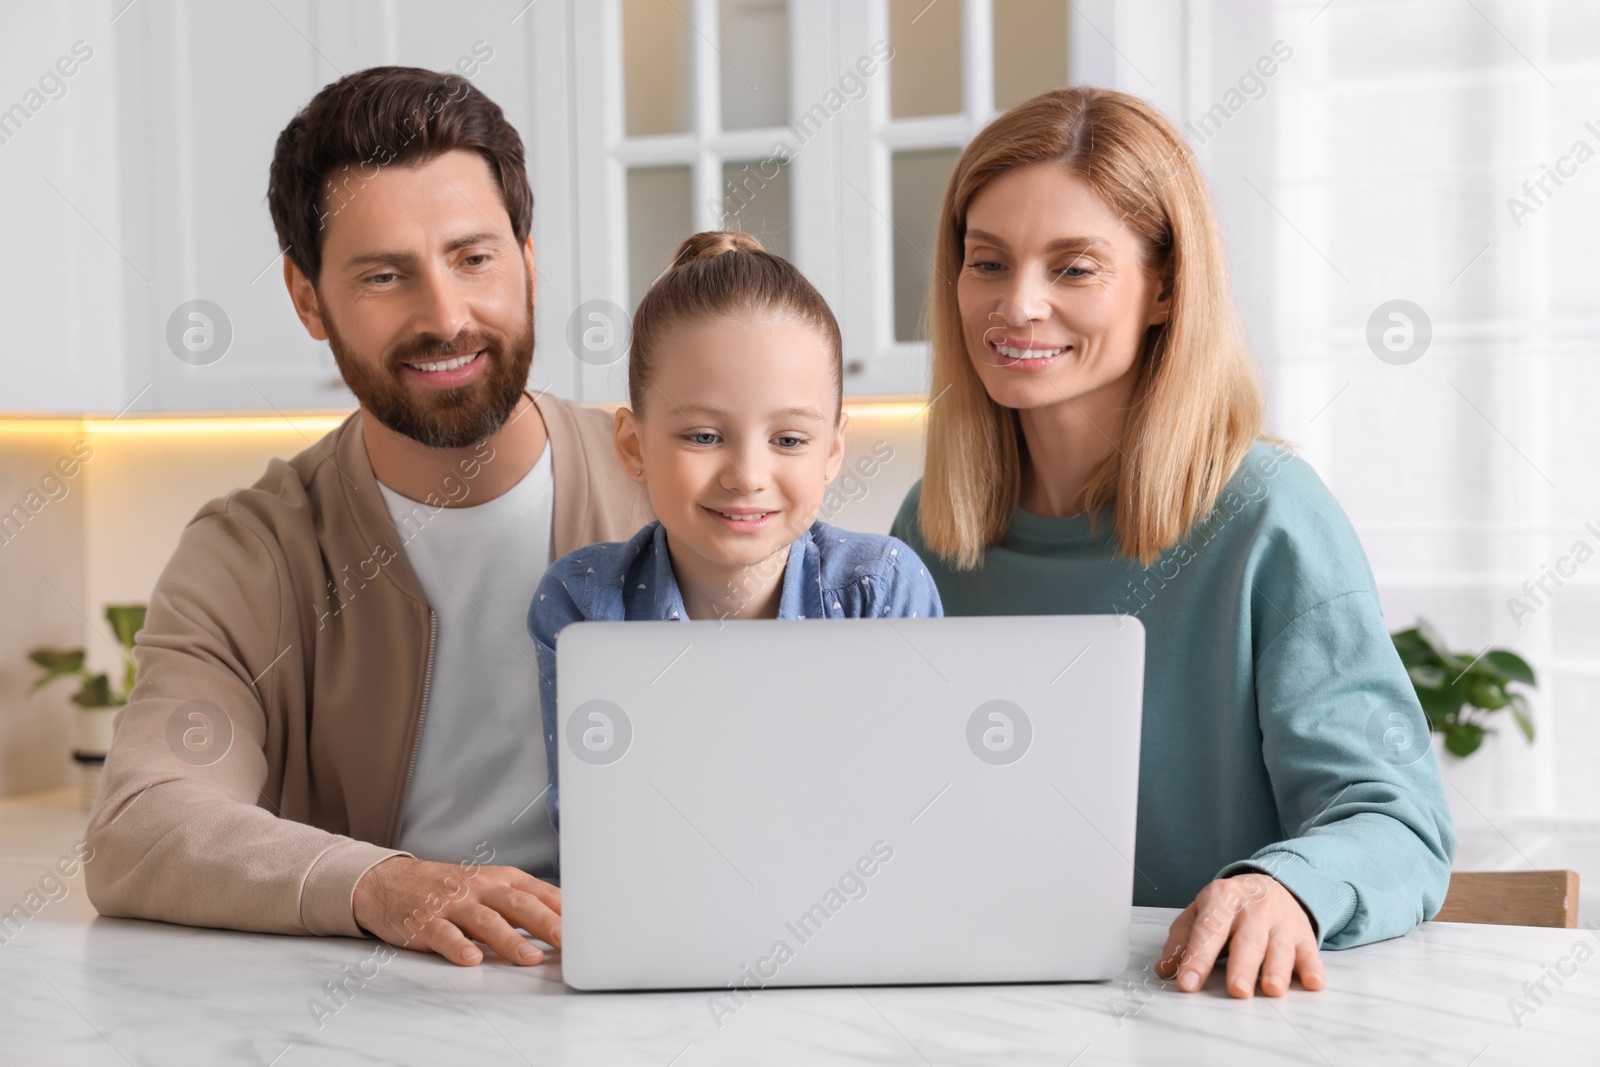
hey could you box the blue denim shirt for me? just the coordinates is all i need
[527,519,943,828]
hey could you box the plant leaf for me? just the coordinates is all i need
[1414,618,1467,671]
[1420,704,1449,733]
[1465,677,1509,710]
[1415,679,1465,724]
[71,674,114,708]
[105,604,147,650]
[1509,692,1535,743]
[1481,649,1535,687]
[1444,721,1486,757]
[27,648,86,690]
[1407,664,1449,689]
[1391,628,1435,667]
[29,648,84,671]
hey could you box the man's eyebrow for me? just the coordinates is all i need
[677,404,830,422]
[342,230,505,270]
[964,228,1112,254]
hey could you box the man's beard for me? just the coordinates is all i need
[324,278,535,450]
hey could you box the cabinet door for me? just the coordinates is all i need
[112,0,563,414]
[567,0,1071,400]
[108,0,345,414]
[2,5,127,413]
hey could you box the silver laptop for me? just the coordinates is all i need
[555,615,1145,992]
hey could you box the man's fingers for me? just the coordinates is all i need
[1294,940,1326,991]
[484,885,563,948]
[507,873,562,915]
[421,918,486,967]
[450,902,546,966]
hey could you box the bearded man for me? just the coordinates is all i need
[86,66,649,968]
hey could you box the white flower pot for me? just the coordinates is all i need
[73,706,118,813]
[74,706,118,756]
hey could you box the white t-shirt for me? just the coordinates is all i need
[377,443,557,877]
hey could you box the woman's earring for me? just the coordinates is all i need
[634,468,643,476]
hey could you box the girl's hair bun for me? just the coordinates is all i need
[630,228,842,419]
[669,230,766,269]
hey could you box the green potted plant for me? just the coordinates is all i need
[1391,618,1536,757]
[28,604,146,809]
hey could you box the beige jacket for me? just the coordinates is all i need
[85,393,651,937]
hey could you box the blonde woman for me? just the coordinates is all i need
[891,88,1455,999]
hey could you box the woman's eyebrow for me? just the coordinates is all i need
[965,228,1111,254]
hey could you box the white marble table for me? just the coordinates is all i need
[2,789,1596,1066]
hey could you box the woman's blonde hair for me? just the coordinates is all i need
[630,230,844,418]
[918,87,1264,569]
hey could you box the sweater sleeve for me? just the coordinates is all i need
[85,507,406,938]
[1218,589,1458,949]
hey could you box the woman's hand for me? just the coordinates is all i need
[1154,872,1325,997]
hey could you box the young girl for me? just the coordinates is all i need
[528,230,942,826]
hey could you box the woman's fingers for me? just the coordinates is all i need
[1222,919,1270,997]
[1294,939,1326,991]
[1160,874,1325,997]
[1154,902,1199,979]
[1256,929,1298,996]
[1170,890,1239,992]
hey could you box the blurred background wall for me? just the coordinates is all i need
[2,2,1597,837]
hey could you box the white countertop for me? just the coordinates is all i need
[2,789,1596,1065]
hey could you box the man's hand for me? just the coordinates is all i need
[1154,872,1325,997]
[352,855,561,967]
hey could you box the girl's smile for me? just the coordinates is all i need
[615,313,847,620]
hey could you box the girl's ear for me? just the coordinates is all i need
[822,410,848,485]
[613,407,647,483]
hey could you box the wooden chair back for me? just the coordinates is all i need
[1431,870,1579,928]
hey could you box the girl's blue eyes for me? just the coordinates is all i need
[680,433,808,448]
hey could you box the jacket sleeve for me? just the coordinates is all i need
[1218,589,1458,949]
[84,505,404,938]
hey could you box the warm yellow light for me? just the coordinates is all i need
[0,413,353,436]
[842,399,931,420]
[84,414,351,436]
[0,396,928,438]
[0,419,87,435]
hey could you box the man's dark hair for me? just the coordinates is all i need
[267,66,532,286]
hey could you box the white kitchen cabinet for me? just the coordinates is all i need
[5,0,1079,413]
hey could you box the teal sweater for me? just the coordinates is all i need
[890,441,1457,949]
